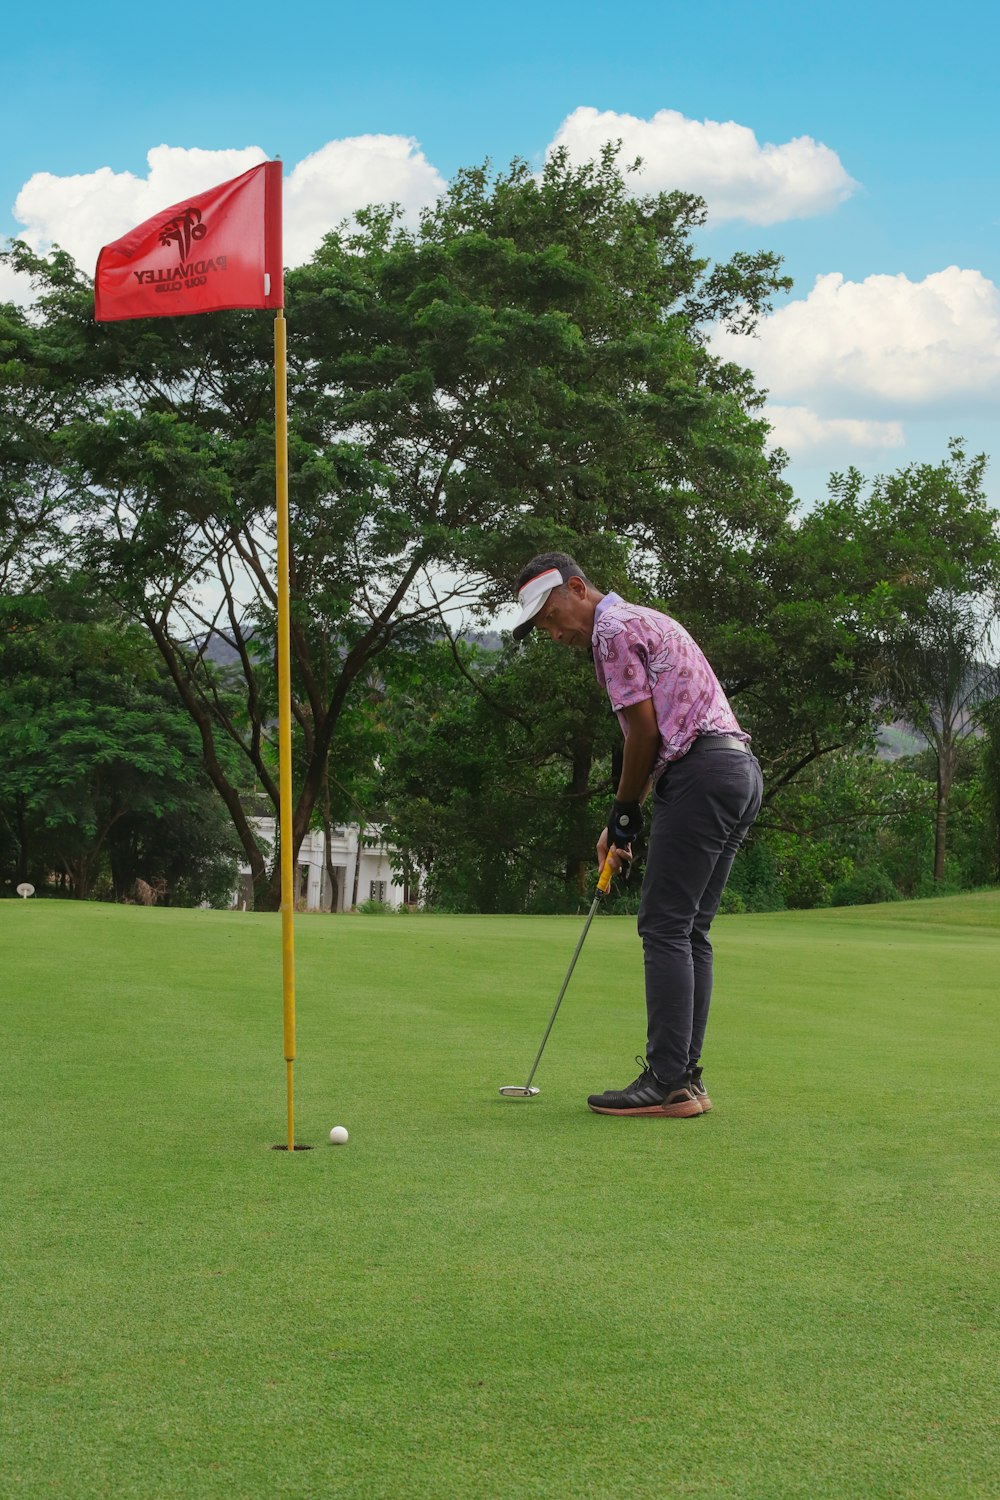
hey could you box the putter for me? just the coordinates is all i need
[499,854,616,1098]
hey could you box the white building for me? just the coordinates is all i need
[235,818,411,911]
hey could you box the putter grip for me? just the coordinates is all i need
[597,856,615,894]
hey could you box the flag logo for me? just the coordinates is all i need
[158,206,209,259]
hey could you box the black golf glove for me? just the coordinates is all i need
[608,799,642,849]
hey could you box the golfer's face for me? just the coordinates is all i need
[535,584,591,650]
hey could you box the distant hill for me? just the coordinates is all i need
[199,633,246,669]
[462,630,503,652]
[191,626,505,669]
[877,723,928,760]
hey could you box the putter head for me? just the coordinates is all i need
[498,1085,540,1098]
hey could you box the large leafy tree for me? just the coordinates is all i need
[0,256,83,592]
[665,444,1000,800]
[881,588,999,881]
[1,147,792,907]
[818,445,1000,881]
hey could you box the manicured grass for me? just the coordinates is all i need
[1,895,998,1499]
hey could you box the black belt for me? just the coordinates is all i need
[688,734,751,753]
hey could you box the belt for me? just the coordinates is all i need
[688,734,751,753]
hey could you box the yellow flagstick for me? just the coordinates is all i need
[274,308,297,1150]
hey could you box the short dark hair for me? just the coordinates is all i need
[515,551,589,594]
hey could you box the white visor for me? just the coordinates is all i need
[511,567,565,640]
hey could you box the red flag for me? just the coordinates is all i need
[95,161,283,322]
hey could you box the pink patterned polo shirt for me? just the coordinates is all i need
[592,594,749,780]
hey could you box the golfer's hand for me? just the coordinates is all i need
[597,826,632,876]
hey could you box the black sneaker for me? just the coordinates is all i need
[587,1057,703,1117]
[688,1064,712,1113]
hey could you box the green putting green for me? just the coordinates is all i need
[2,895,998,1498]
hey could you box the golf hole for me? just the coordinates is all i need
[270,1144,314,1151]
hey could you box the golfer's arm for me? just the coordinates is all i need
[616,697,660,803]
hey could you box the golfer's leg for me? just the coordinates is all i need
[689,757,764,1066]
[638,759,734,1083]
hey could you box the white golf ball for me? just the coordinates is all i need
[328,1126,349,1145]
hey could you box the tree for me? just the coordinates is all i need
[829,443,1000,883]
[104,782,242,906]
[749,749,931,907]
[0,582,240,901]
[660,444,1000,809]
[976,698,1000,882]
[0,265,83,592]
[881,587,999,881]
[375,635,619,911]
[2,147,793,907]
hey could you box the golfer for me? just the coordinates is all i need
[512,552,763,1117]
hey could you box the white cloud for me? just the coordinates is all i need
[547,106,857,224]
[714,267,1000,410]
[284,136,445,264]
[764,404,904,458]
[9,138,447,279]
[0,254,33,307]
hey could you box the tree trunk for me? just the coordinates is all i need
[109,829,136,902]
[266,828,295,910]
[14,795,28,886]
[322,771,338,912]
[254,864,281,912]
[351,828,363,909]
[933,742,955,883]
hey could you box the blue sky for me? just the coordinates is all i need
[3,0,999,505]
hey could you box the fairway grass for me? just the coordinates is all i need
[2,895,998,1499]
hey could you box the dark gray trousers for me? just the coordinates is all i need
[637,742,763,1084]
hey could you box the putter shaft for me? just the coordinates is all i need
[520,888,604,1091]
[514,855,616,1092]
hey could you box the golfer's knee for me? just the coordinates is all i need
[638,909,694,944]
[690,930,713,959]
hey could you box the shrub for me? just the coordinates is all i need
[725,838,785,912]
[602,885,643,916]
[830,866,900,907]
